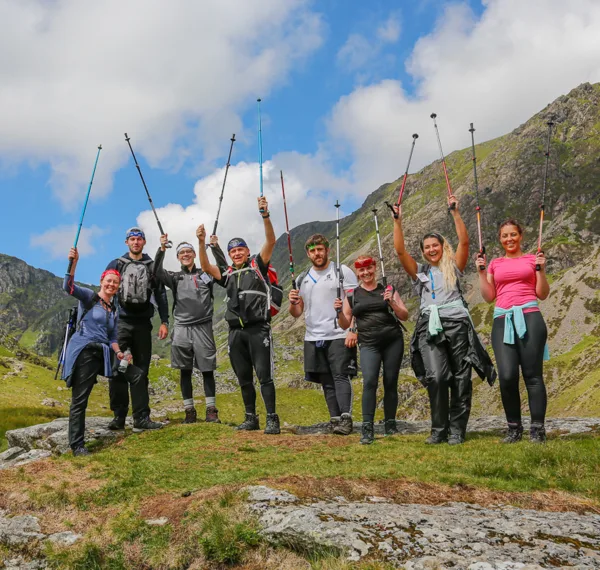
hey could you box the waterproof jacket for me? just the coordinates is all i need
[216,253,271,329]
[154,247,224,327]
[105,253,169,323]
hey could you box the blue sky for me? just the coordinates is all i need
[1,0,598,284]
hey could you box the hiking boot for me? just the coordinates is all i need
[183,407,197,424]
[72,446,90,457]
[107,416,126,431]
[360,422,375,445]
[502,423,523,444]
[133,417,164,433]
[425,433,448,445]
[205,406,221,424]
[236,413,260,431]
[333,413,353,435]
[448,434,465,446]
[529,423,547,444]
[264,413,281,435]
[328,416,341,434]
[384,419,399,436]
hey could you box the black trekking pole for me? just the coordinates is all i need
[257,98,266,214]
[124,133,172,248]
[469,123,485,271]
[67,145,102,274]
[430,113,456,210]
[54,307,77,380]
[372,208,388,288]
[334,200,343,329]
[536,121,554,271]
[212,134,236,237]
[385,133,418,218]
[280,170,296,289]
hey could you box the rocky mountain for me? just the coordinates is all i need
[2,81,600,417]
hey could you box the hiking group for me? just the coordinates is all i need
[58,115,554,455]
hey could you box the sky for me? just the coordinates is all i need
[1,0,600,285]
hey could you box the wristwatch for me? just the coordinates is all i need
[348,327,357,333]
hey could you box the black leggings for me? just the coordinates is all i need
[312,373,353,417]
[492,310,548,425]
[360,336,403,423]
[180,370,216,401]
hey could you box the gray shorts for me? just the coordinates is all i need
[171,321,217,371]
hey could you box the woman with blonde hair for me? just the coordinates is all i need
[392,195,495,445]
[334,255,409,444]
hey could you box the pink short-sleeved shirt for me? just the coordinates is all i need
[488,254,539,312]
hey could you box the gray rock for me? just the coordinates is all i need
[13,449,52,467]
[0,514,44,545]
[245,485,299,504]
[40,398,61,407]
[0,447,25,462]
[46,531,82,546]
[248,487,600,567]
[145,517,169,526]
[2,557,47,570]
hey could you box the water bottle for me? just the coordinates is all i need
[118,349,131,373]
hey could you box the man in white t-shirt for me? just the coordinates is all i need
[289,233,358,434]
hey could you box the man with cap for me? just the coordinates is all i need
[197,196,280,435]
[154,234,226,423]
[105,227,169,431]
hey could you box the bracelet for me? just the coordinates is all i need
[290,300,300,305]
[261,212,270,218]
[348,327,357,333]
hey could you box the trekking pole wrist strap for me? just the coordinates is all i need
[261,212,270,218]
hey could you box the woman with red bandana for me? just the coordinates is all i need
[335,255,409,444]
[62,247,160,456]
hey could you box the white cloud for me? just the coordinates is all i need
[377,14,401,43]
[327,0,600,196]
[30,224,107,259]
[337,34,378,72]
[0,0,324,208]
[137,156,352,271]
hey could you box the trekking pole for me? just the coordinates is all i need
[212,134,236,238]
[536,121,554,271]
[257,98,265,213]
[334,200,343,328]
[280,170,296,289]
[385,133,418,218]
[67,145,102,274]
[124,133,172,248]
[54,307,77,380]
[430,113,456,210]
[469,123,485,271]
[372,208,387,288]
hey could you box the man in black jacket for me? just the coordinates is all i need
[198,196,280,435]
[105,227,169,430]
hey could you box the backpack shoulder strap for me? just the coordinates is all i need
[77,293,100,330]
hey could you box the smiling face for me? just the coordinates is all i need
[101,274,120,297]
[499,224,523,255]
[177,247,196,268]
[422,237,443,265]
[356,263,376,284]
[229,246,250,268]
[307,245,329,269]
[126,235,146,255]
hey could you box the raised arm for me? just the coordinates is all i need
[392,205,418,280]
[449,195,469,273]
[153,238,177,290]
[197,225,222,280]
[475,255,496,303]
[62,247,94,302]
[258,196,276,264]
[535,252,550,300]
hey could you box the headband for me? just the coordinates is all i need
[354,257,375,269]
[227,238,248,252]
[100,269,121,282]
[126,227,145,239]
[306,241,330,251]
[177,242,195,255]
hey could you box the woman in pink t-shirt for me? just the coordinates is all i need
[477,219,550,444]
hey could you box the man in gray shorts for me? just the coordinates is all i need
[154,235,227,423]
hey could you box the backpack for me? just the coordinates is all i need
[117,257,153,307]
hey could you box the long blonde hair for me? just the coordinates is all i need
[420,233,457,292]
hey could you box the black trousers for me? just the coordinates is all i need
[417,320,472,438]
[109,318,152,418]
[69,347,150,450]
[360,335,403,423]
[228,323,276,415]
[491,311,548,425]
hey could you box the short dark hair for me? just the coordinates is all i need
[305,234,330,251]
[498,219,523,237]
[420,232,444,252]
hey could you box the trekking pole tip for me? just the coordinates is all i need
[98,144,102,150]
[335,200,340,208]
[257,97,262,103]
[412,133,419,139]
[231,133,236,141]
[469,123,475,132]
[430,112,437,119]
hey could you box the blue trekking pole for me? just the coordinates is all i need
[67,144,102,274]
[257,98,265,213]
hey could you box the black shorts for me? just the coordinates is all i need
[304,338,358,382]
